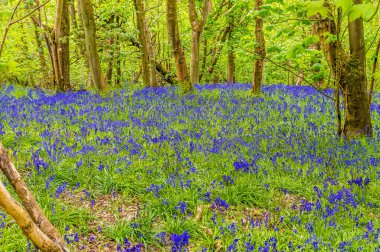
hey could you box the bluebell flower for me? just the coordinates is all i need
[170,230,190,252]
[155,232,167,245]
[227,238,239,252]
[175,202,187,214]
[55,182,67,198]
[212,197,229,211]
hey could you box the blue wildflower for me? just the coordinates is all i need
[170,230,190,252]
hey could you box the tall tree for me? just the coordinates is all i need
[189,0,211,85]
[252,0,266,94]
[134,0,157,87]
[227,0,235,84]
[52,0,70,91]
[166,0,192,92]
[343,0,371,136]
[314,1,372,137]
[78,0,108,92]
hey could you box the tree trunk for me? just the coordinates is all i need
[315,2,372,137]
[146,27,157,87]
[227,29,235,84]
[201,37,207,80]
[33,22,49,87]
[166,0,192,92]
[52,0,70,91]
[227,48,235,84]
[133,0,157,87]
[189,0,211,85]
[252,0,266,95]
[295,70,303,86]
[343,0,372,136]
[190,30,201,84]
[105,47,114,87]
[78,0,108,92]
[204,25,232,81]
[226,0,235,84]
[68,2,77,28]
[104,15,115,87]
[369,33,380,107]
[134,0,150,86]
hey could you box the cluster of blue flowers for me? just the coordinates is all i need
[0,83,380,250]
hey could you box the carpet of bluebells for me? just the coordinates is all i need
[1,83,380,251]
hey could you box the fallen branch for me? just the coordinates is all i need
[0,143,68,251]
[0,181,62,251]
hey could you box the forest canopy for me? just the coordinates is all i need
[0,0,377,90]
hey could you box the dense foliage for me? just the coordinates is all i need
[0,84,380,250]
[0,0,379,88]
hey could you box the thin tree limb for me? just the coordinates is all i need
[0,0,23,59]
[10,0,51,25]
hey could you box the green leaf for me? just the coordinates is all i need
[334,0,353,15]
[324,32,337,43]
[265,25,275,32]
[8,61,18,73]
[303,35,319,47]
[305,1,328,17]
[348,3,377,22]
[361,3,377,21]
[348,5,362,22]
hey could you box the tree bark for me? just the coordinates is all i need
[0,182,62,252]
[315,2,372,137]
[78,0,108,92]
[0,143,67,251]
[166,0,192,92]
[134,0,150,86]
[133,0,157,87]
[31,17,55,88]
[33,21,49,87]
[369,34,380,107]
[252,0,266,95]
[189,0,211,85]
[52,0,70,91]
[68,2,77,28]
[343,0,372,136]
[203,25,232,81]
[227,46,235,84]
[295,70,303,86]
[201,37,208,80]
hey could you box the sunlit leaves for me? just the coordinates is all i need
[305,1,328,17]
[303,35,319,48]
[304,0,377,22]
[334,0,377,21]
[334,0,353,15]
[359,3,377,21]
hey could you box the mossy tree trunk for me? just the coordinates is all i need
[189,0,211,85]
[52,0,70,91]
[252,0,266,95]
[78,0,108,92]
[134,0,158,87]
[166,0,192,92]
[315,1,372,137]
[342,0,372,136]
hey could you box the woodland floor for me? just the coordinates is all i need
[0,84,380,251]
